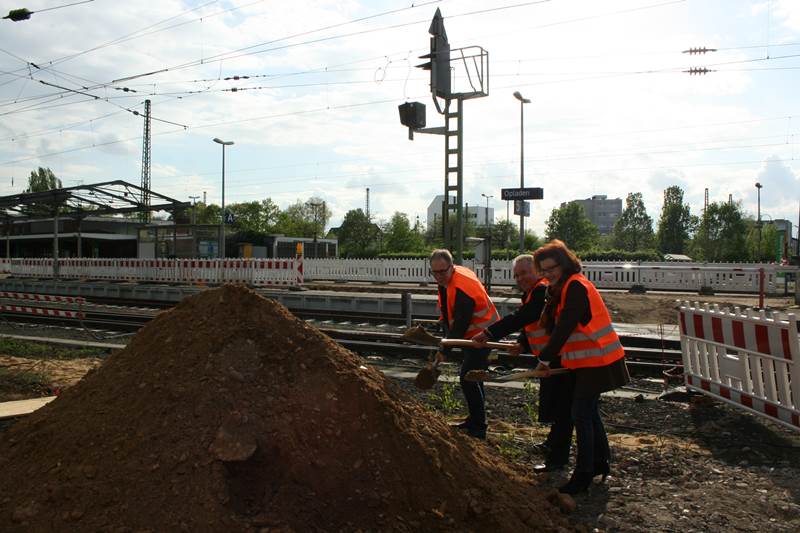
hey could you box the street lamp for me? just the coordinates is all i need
[481,193,493,227]
[213,137,234,258]
[513,91,531,252]
[755,182,763,260]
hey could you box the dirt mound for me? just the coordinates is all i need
[0,285,576,532]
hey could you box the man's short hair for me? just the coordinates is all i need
[512,254,534,269]
[429,249,453,265]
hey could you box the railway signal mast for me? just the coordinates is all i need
[398,8,488,264]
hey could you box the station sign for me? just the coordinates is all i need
[224,211,236,224]
[513,200,530,217]
[501,187,543,201]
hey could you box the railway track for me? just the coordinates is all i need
[0,300,683,370]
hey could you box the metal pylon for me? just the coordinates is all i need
[442,97,464,263]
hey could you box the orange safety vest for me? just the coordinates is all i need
[437,265,500,339]
[523,278,549,355]
[554,273,625,369]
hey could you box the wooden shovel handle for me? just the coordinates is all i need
[439,339,516,350]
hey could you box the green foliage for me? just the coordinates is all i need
[0,338,107,359]
[690,201,748,261]
[523,381,538,425]
[612,192,654,252]
[656,186,694,255]
[228,199,280,234]
[26,167,61,193]
[744,220,780,261]
[337,208,380,257]
[545,202,600,250]
[0,368,49,388]
[579,249,661,261]
[275,197,330,238]
[382,212,426,253]
[495,432,525,461]
[431,379,463,417]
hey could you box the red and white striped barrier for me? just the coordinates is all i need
[0,292,85,304]
[0,304,84,320]
[679,301,800,431]
[6,257,302,287]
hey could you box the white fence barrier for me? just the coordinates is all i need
[1,258,301,287]
[303,259,795,294]
[0,257,795,294]
[678,301,800,432]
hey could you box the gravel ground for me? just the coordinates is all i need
[391,365,800,533]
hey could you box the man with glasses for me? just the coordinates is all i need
[430,249,499,439]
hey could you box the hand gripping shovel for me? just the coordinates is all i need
[464,367,569,383]
[402,325,515,350]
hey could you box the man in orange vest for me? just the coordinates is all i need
[430,249,500,440]
[472,254,576,471]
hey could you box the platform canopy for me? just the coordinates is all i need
[0,180,189,218]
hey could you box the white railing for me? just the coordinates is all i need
[302,258,796,294]
[1,258,301,287]
[0,257,795,294]
[678,301,799,432]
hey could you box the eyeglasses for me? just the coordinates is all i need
[539,264,560,275]
[430,265,452,275]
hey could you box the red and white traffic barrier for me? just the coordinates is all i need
[0,304,84,320]
[0,292,85,304]
[679,301,800,432]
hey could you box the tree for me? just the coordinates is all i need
[228,199,280,234]
[337,209,379,257]
[655,186,693,255]
[545,202,599,251]
[745,219,780,261]
[612,192,654,252]
[26,167,62,193]
[274,197,330,238]
[690,201,748,261]
[382,212,425,253]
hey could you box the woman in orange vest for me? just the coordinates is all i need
[533,240,629,495]
[471,254,576,472]
[430,249,500,440]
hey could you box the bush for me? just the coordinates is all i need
[577,249,661,262]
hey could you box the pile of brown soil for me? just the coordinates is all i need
[0,285,575,532]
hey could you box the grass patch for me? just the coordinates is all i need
[0,338,107,360]
[0,367,49,388]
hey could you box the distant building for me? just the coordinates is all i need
[563,195,622,235]
[426,195,494,228]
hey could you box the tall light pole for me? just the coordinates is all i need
[188,195,199,225]
[755,182,763,260]
[213,138,234,258]
[513,91,531,252]
[481,193,493,227]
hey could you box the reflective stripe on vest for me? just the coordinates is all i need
[438,265,499,339]
[555,274,625,369]
[523,279,549,355]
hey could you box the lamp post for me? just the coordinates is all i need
[513,91,531,252]
[480,193,493,228]
[755,182,763,260]
[213,138,234,258]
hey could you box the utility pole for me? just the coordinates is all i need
[139,99,152,223]
[188,195,199,225]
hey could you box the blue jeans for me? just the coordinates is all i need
[458,346,490,430]
[571,394,610,473]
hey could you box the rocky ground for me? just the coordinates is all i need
[1,289,799,531]
[393,367,800,533]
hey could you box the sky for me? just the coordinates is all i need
[1,0,799,238]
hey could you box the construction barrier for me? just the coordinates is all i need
[0,291,85,319]
[678,301,800,432]
[5,257,301,287]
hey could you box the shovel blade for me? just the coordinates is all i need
[414,364,441,390]
[402,325,441,347]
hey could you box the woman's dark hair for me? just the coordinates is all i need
[533,239,582,280]
[534,240,582,331]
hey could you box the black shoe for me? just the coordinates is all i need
[531,441,551,453]
[593,460,610,482]
[533,463,565,473]
[558,471,593,495]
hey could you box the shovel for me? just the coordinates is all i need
[402,325,516,350]
[414,354,442,390]
[464,367,570,383]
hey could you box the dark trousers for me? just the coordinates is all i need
[571,393,610,473]
[458,346,490,429]
[545,412,574,466]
